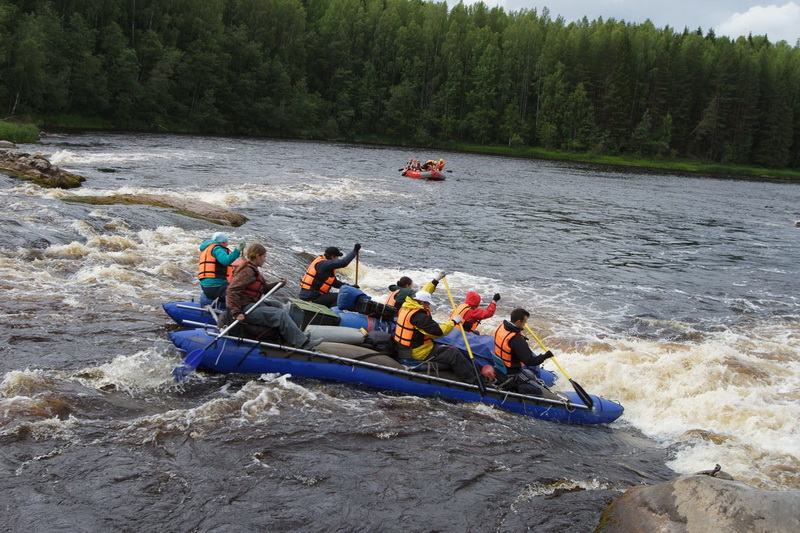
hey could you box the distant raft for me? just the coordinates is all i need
[401,169,445,181]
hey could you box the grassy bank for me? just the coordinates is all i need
[0,121,39,143]
[415,141,800,181]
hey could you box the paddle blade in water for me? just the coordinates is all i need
[571,379,594,409]
[172,349,203,383]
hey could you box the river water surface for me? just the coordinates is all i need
[1,133,798,531]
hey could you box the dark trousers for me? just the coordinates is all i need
[201,284,227,302]
[427,345,478,384]
[307,292,338,308]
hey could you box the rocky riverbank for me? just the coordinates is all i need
[597,467,800,532]
[0,149,85,188]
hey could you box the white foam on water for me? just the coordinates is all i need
[49,149,181,165]
[561,326,800,490]
[72,348,179,395]
[511,478,620,511]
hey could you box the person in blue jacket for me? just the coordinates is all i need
[198,232,245,303]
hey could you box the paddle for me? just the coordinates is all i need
[441,277,487,395]
[355,250,359,286]
[172,281,284,382]
[523,324,594,409]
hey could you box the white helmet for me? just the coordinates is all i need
[414,291,433,304]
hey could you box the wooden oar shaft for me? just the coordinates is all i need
[442,278,476,361]
[524,324,571,380]
[442,277,485,395]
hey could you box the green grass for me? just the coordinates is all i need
[415,141,800,180]
[0,121,39,143]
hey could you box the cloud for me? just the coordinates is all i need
[715,2,800,44]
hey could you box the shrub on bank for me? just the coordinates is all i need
[0,121,39,143]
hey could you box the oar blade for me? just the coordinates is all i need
[570,378,595,409]
[172,348,204,383]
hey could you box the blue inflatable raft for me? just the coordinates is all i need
[169,328,623,424]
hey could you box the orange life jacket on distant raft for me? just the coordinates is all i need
[493,324,521,369]
[393,307,433,350]
[300,255,337,294]
[198,244,232,281]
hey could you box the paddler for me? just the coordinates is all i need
[385,271,446,308]
[198,232,245,304]
[298,243,361,307]
[489,308,555,393]
[393,289,481,385]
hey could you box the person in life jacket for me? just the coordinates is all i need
[227,243,322,350]
[298,243,361,307]
[490,308,554,394]
[449,291,501,334]
[385,271,446,308]
[422,159,436,170]
[198,232,245,303]
[393,288,481,385]
[436,159,445,170]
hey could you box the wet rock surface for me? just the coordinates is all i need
[61,193,249,226]
[0,149,85,188]
[596,472,800,533]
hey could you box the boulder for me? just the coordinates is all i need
[596,471,800,533]
[0,149,85,188]
[0,140,17,149]
[61,193,248,227]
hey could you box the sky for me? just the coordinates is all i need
[457,1,800,45]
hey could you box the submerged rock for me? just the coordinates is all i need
[61,193,248,227]
[596,473,800,533]
[0,149,85,188]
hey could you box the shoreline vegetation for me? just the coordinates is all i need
[23,118,800,181]
[4,1,798,176]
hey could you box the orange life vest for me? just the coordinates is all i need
[226,258,244,283]
[393,307,433,349]
[300,255,336,294]
[493,324,521,369]
[385,289,400,307]
[198,243,232,281]
[236,262,266,299]
[449,302,478,333]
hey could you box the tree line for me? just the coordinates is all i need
[2,0,799,168]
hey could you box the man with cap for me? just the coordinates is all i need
[490,308,555,394]
[298,243,361,307]
[198,232,246,303]
[393,288,481,385]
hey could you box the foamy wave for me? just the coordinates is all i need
[49,149,176,165]
[562,326,800,490]
[72,349,179,395]
[511,478,620,510]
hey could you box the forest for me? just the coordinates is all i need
[1,0,799,169]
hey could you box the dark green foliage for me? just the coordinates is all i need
[0,0,798,168]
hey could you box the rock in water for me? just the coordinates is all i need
[61,193,248,227]
[596,475,800,533]
[0,150,85,188]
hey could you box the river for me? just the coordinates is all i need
[1,132,798,531]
